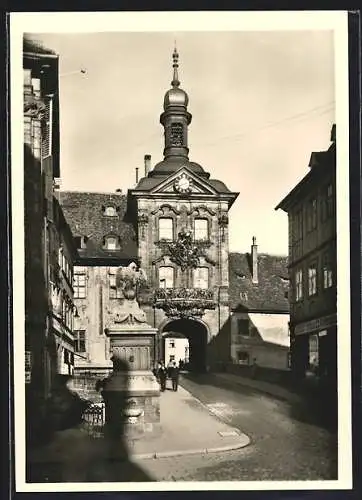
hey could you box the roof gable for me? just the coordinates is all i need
[151,166,218,195]
[229,252,289,312]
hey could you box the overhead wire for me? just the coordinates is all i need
[193,101,335,149]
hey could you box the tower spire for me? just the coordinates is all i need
[171,45,180,88]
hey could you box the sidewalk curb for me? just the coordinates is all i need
[132,435,251,460]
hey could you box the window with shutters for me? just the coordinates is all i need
[158,266,174,288]
[193,267,209,289]
[194,219,209,241]
[41,97,53,159]
[158,218,173,240]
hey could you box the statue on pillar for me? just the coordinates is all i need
[105,262,149,328]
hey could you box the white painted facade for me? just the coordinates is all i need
[164,337,189,366]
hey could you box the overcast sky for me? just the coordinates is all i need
[29,30,335,255]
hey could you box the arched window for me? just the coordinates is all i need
[158,218,174,241]
[104,206,117,217]
[104,235,118,250]
[193,267,209,289]
[158,266,174,288]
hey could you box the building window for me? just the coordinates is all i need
[321,183,334,221]
[237,351,250,365]
[104,235,118,250]
[169,340,175,348]
[109,272,122,299]
[159,266,174,288]
[295,269,303,301]
[104,206,117,217]
[308,263,318,296]
[158,218,173,241]
[323,255,333,289]
[193,267,209,289]
[64,349,69,364]
[73,270,86,299]
[308,334,319,374]
[194,219,209,241]
[74,330,86,353]
[307,198,317,231]
[237,318,250,336]
[326,184,333,218]
[294,209,303,242]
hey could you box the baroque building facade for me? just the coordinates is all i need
[276,125,337,396]
[23,38,77,443]
[61,49,290,386]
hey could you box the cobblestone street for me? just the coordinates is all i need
[135,375,338,481]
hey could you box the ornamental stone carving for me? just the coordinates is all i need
[168,228,201,271]
[105,263,149,327]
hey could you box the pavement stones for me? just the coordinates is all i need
[128,385,250,459]
[27,384,250,482]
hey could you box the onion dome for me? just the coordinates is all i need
[163,47,189,109]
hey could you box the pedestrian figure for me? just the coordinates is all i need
[251,358,258,378]
[170,361,179,392]
[166,358,174,378]
[157,361,167,392]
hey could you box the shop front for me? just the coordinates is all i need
[291,313,337,392]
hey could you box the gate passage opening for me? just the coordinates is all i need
[161,319,208,373]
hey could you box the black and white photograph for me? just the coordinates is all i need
[10,11,352,492]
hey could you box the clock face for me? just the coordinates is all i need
[175,175,191,193]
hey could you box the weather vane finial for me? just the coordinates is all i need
[171,44,180,88]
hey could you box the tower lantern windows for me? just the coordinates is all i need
[170,123,184,146]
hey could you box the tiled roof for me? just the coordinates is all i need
[229,252,289,312]
[60,191,138,262]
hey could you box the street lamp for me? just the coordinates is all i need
[59,69,87,78]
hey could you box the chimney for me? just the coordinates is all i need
[135,167,139,184]
[330,123,336,143]
[251,236,258,284]
[144,154,151,176]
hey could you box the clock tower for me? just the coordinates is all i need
[128,47,239,372]
[160,47,192,162]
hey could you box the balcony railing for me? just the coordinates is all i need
[154,287,216,318]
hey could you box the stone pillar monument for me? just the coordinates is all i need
[103,263,160,438]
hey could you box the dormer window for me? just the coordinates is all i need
[103,205,117,217]
[103,235,119,250]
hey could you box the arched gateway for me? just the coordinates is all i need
[161,318,209,373]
